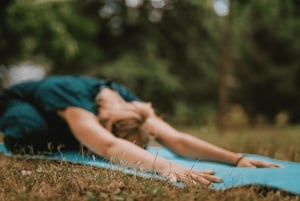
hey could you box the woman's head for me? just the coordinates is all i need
[95,88,154,148]
[111,117,149,148]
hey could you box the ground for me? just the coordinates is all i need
[0,126,299,201]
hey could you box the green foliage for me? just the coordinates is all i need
[82,0,222,117]
[1,0,300,123]
[90,53,182,113]
[0,0,100,72]
[232,0,300,123]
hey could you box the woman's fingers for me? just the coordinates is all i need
[198,173,222,185]
[254,160,282,168]
[191,175,213,186]
[162,166,222,186]
[192,169,222,181]
[189,173,221,186]
[198,170,215,175]
[238,158,282,168]
[181,170,222,186]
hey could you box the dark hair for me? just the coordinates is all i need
[0,91,11,115]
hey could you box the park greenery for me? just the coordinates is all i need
[1,0,300,126]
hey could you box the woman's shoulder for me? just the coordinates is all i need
[35,75,103,113]
[42,75,97,84]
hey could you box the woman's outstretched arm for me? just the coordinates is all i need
[145,115,280,168]
[58,107,222,186]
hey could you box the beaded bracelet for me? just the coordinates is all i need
[235,156,244,166]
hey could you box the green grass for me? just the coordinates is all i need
[0,126,300,201]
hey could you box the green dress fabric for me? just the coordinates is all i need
[0,76,140,153]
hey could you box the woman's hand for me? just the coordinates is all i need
[160,164,222,187]
[236,157,281,168]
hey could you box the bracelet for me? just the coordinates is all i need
[235,156,244,166]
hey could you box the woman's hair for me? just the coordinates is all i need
[111,118,149,149]
[95,88,154,149]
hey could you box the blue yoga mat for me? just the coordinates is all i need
[0,143,299,195]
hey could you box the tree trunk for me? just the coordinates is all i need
[217,0,232,132]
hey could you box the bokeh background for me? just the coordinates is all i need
[1,0,300,130]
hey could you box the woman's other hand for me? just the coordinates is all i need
[236,157,281,168]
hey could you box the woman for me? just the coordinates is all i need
[0,75,279,186]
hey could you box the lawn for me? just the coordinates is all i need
[0,126,299,201]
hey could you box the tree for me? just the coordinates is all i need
[232,0,300,123]
[0,0,99,72]
[216,0,233,131]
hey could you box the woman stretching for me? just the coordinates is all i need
[0,75,279,186]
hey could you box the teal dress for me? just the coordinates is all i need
[0,76,140,153]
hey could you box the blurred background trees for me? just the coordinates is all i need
[1,0,300,127]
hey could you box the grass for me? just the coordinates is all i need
[0,126,300,201]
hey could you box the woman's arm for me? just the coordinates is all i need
[58,107,222,185]
[145,116,279,168]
